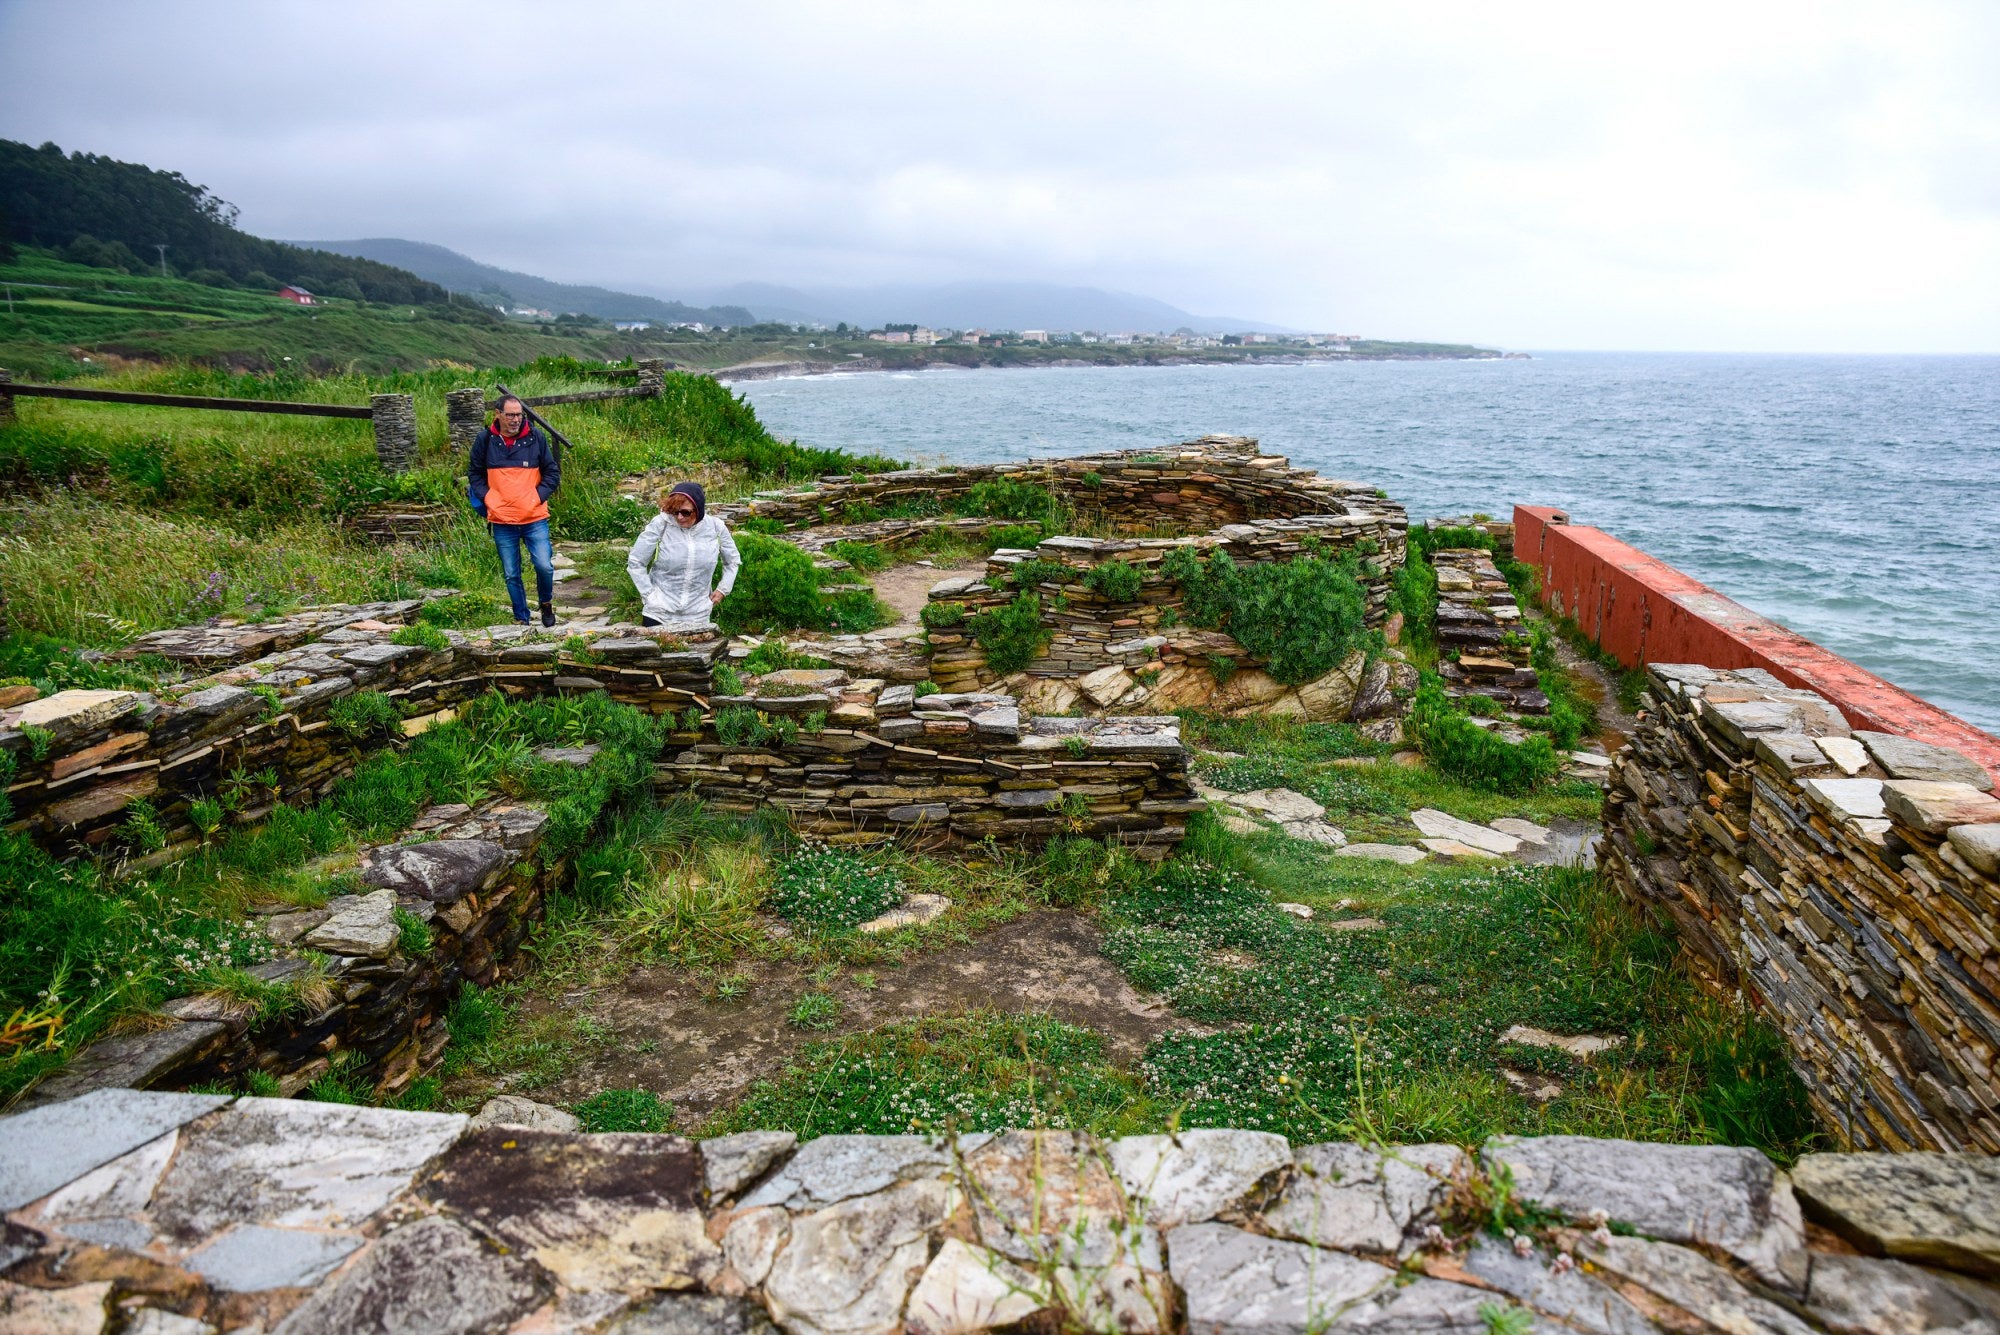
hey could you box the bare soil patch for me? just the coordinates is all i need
[520,911,1192,1121]
[869,559,987,627]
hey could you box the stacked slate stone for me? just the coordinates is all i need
[19,797,568,1113]
[659,667,1195,858]
[7,1102,1997,1335]
[1431,545,1544,713]
[725,435,1404,541]
[111,598,439,667]
[343,501,454,545]
[1,608,726,856]
[1604,662,2000,1152]
[923,518,1404,697]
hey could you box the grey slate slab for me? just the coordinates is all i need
[184,1224,363,1292]
[0,1089,230,1210]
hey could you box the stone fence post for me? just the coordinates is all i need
[0,369,14,425]
[446,387,485,454]
[635,358,667,397]
[370,393,418,474]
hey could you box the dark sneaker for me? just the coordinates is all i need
[539,602,557,628]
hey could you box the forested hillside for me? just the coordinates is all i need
[0,140,449,305]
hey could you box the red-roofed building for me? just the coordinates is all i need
[276,285,315,305]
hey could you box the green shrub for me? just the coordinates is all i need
[390,623,451,651]
[914,681,939,698]
[327,690,402,739]
[1081,471,1103,488]
[919,601,966,630]
[715,533,824,633]
[574,1088,673,1132]
[1420,524,1495,553]
[393,907,433,955]
[1007,557,1071,589]
[711,662,745,696]
[825,588,893,634]
[735,516,788,536]
[714,706,772,748]
[824,540,890,573]
[957,477,1055,523]
[1161,546,1367,685]
[1406,679,1559,793]
[771,844,902,933]
[970,592,1049,675]
[741,641,829,675]
[1083,559,1144,603]
[984,524,1044,551]
[1207,654,1238,684]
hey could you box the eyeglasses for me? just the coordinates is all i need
[667,505,696,517]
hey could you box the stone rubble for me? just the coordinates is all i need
[7,1102,1994,1335]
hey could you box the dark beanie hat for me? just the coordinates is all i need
[669,481,707,521]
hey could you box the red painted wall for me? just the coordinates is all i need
[1514,505,2000,785]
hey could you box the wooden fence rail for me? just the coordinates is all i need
[0,380,373,418]
[0,368,416,473]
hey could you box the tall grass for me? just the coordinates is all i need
[0,359,898,651]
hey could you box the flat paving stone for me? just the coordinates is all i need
[1792,1151,2000,1280]
[0,1089,230,1211]
[740,1134,952,1211]
[183,1224,363,1292]
[148,1099,466,1244]
[1334,843,1428,865]
[1108,1129,1291,1227]
[1411,808,1521,854]
[271,1216,546,1335]
[1485,1135,1807,1293]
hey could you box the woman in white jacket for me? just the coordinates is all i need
[627,482,741,626]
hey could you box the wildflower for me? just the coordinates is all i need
[1513,1234,1535,1259]
[1551,1252,1575,1275]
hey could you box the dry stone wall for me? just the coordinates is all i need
[1429,544,1544,713]
[1,612,726,857]
[1604,663,2000,1152]
[18,796,567,1114]
[726,434,1399,536]
[5,1098,1996,1334]
[659,668,1194,858]
[922,519,1403,720]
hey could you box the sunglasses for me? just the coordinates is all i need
[667,505,696,517]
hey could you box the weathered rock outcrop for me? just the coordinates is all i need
[5,1100,1997,1334]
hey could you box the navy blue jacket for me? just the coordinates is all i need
[468,421,560,523]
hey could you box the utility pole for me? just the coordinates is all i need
[154,244,168,278]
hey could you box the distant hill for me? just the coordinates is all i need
[0,140,452,306]
[297,239,756,328]
[663,279,1294,335]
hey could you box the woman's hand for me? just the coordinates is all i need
[709,590,725,606]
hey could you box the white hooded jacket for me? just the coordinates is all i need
[627,512,741,622]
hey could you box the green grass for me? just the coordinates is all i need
[0,349,897,654]
[705,1011,1159,1138]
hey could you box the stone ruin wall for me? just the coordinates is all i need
[3,607,1194,1111]
[5,1092,1996,1335]
[1604,663,2000,1153]
[661,670,1192,858]
[0,605,725,858]
[724,434,1395,537]
[19,799,566,1114]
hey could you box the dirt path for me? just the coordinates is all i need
[521,912,1192,1121]
[869,559,988,628]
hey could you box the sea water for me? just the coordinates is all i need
[739,353,2000,735]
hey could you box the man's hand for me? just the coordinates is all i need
[709,590,725,606]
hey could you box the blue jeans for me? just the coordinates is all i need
[489,519,554,622]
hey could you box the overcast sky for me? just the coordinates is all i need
[5,0,1997,350]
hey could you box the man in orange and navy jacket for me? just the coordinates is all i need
[468,396,562,626]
